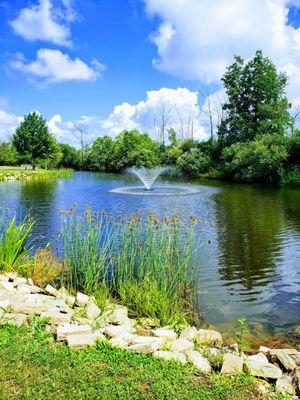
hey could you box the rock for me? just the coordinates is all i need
[27,278,34,286]
[152,328,177,341]
[186,350,211,373]
[197,329,223,348]
[0,313,27,326]
[269,349,297,371]
[5,272,18,281]
[259,346,271,353]
[169,338,194,352]
[109,336,130,349]
[154,351,186,363]
[16,284,32,293]
[11,300,53,314]
[128,336,164,354]
[13,277,27,286]
[276,375,295,396]
[221,353,243,375]
[179,326,198,341]
[105,324,135,338]
[41,309,71,325]
[139,317,160,328]
[86,300,101,320]
[76,292,90,308]
[66,333,100,347]
[244,353,282,380]
[0,281,15,292]
[293,367,300,397]
[65,295,76,308]
[0,298,11,310]
[0,274,9,282]
[103,304,128,325]
[56,323,92,341]
[45,284,58,296]
[257,382,270,395]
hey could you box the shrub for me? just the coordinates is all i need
[177,148,211,177]
[0,216,33,273]
[222,135,287,183]
[29,248,65,287]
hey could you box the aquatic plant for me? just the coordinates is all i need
[0,216,33,273]
[59,209,197,325]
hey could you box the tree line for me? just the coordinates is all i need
[1,51,299,185]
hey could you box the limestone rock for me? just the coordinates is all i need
[154,351,186,363]
[0,274,9,282]
[0,298,11,310]
[169,338,194,352]
[66,333,98,347]
[0,281,15,292]
[186,350,211,373]
[16,285,32,293]
[5,272,18,281]
[244,353,282,380]
[76,292,90,308]
[65,295,76,308]
[41,309,71,325]
[109,336,130,349]
[0,313,27,326]
[221,353,243,375]
[152,328,177,341]
[276,375,295,396]
[128,336,164,354]
[13,277,27,286]
[86,300,101,320]
[179,326,198,341]
[269,349,297,371]
[103,304,128,325]
[197,329,223,348]
[105,324,135,338]
[45,284,58,297]
[56,323,92,341]
[139,317,160,328]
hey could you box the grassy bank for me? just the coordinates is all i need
[0,166,73,182]
[0,323,281,400]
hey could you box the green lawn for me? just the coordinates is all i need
[0,323,289,400]
[0,166,72,181]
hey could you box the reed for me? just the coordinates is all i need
[59,209,197,325]
[0,216,33,273]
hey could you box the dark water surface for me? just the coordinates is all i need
[0,172,299,335]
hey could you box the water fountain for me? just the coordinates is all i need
[109,166,200,196]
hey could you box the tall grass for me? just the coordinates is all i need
[59,210,197,325]
[0,216,33,273]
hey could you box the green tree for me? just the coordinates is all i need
[114,130,160,170]
[13,111,58,168]
[222,135,288,183]
[58,144,80,169]
[177,148,211,177]
[88,136,116,171]
[0,142,18,165]
[218,50,293,146]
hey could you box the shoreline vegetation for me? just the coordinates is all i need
[0,166,73,182]
[0,212,299,399]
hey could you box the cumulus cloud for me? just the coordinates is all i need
[0,108,22,141]
[9,49,105,85]
[144,0,300,105]
[10,0,75,46]
[102,87,208,141]
[48,114,102,146]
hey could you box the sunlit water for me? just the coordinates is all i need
[0,171,299,336]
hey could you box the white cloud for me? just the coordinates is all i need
[102,87,208,141]
[0,108,22,141]
[144,0,300,105]
[10,0,75,46]
[10,49,105,85]
[48,114,102,146]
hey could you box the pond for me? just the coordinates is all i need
[0,171,299,337]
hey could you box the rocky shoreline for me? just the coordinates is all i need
[0,272,299,399]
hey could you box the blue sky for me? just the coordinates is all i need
[0,0,300,145]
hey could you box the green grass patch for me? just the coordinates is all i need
[0,166,73,182]
[0,323,266,400]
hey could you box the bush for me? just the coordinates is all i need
[29,249,65,287]
[177,148,211,177]
[0,216,33,273]
[222,136,287,183]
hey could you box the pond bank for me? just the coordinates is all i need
[0,273,299,399]
[0,167,72,182]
